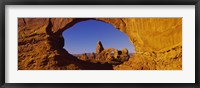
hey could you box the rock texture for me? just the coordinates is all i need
[96,48,117,64]
[18,18,182,70]
[80,53,89,61]
[122,48,128,55]
[95,48,130,65]
[89,52,96,62]
[96,41,104,54]
[76,41,130,65]
[115,48,130,62]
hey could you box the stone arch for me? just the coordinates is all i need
[18,18,182,70]
[46,18,132,51]
[60,19,134,54]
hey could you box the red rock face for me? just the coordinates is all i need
[18,18,182,70]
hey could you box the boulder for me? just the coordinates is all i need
[122,48,128,54]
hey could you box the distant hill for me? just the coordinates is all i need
[72,53,134,56]
[72,53,96,56]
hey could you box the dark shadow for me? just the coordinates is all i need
[54,48,113,70]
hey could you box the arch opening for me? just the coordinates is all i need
[62,19,135,64]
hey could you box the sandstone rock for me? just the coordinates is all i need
[114,50,122,59]
[122,48,128,54]
[114,44,182,70]
[121,48,130,62]
[80,53,88,61]
[96,48,116,64]
[119,54,130,62]
[113,49,129,62]
[18,18,182,70]
[96,41,104,54]
[95,48,129,65]
[89,52,96,61]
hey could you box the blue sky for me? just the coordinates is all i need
[62,20,135,54]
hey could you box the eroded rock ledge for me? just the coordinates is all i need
[18,18,182,70]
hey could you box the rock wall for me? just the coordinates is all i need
[18,18,182,70]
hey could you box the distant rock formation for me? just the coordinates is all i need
[96,41,104,54]
[120,48,130,62]
[122,48,128,54]
[95,48,130,64]
[96,48,116,64]
[89,52,96,60]
[80,53,88,61]
[76,41,130,65]
[95,41,130,65]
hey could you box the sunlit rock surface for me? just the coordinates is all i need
[96,41,104,54]
[18,18,182,70]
